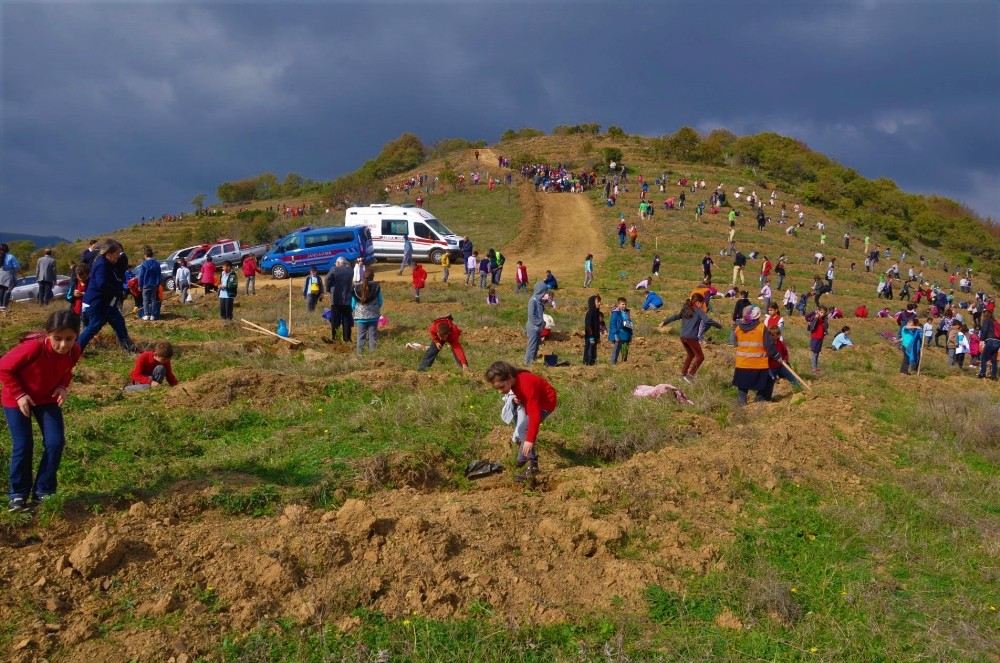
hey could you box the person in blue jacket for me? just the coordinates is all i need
[642,291,663,310]
[543,270,559,290]
[77,240,136,352]
[608,297,634,364]
[137,245,162,320]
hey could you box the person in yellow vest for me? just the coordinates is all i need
[730,305,783,406]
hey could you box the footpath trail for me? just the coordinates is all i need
[481,148,607,283]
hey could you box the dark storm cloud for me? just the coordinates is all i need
[1,1,997,240]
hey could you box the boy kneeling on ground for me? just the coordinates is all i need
[418,315,468,371]
[126,341,178,391]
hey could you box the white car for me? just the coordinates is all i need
[10,275,72,303]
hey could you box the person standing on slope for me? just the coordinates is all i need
[524,282,548,365]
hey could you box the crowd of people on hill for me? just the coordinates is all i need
[3,148,999,512]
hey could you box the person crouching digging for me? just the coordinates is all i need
[418,315,468,372]
[485,361,557,484]
[730,305,783,406]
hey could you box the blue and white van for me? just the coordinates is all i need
[260,226,374,279]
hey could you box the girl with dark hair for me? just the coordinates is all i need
[0,310,82,511]
[352,271,382,354]
[660,293,721,382]
[485,361,557,483]
[583,294,603,365]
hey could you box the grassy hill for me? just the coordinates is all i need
[0,132,997,662]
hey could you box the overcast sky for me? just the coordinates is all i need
[1,1,998,240]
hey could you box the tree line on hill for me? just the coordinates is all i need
[208,125,998,287]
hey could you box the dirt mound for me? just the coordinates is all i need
[165,366,326,409]
[0,390,893,662]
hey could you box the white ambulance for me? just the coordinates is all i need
[344,204,462,264]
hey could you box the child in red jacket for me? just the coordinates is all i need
[412,263,427,302]
[417,316,468,371]
[807,306,829,373]
[485,361,557,482]
[0,311,82,511]
[127,341,179,390]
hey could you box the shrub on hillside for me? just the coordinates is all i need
[553,123,601,136]
[359,133,426,179]
[601,147,623,166]
[500,127,545,142]
[606,125,626,138]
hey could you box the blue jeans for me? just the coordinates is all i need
[524,326,543,365]
[356,320,378,354]
[142,286,160,319]
[78,302,133,351]
[5,404,65,500]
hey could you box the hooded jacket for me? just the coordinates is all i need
[526,282,547,332]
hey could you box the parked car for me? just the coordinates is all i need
[159,244,202,287]
[10,275,72,304]
[185,240,270,271]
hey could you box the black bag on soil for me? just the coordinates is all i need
[464,460,503,480]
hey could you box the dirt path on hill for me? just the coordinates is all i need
[481,147,606,284]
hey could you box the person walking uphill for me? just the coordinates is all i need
[583,294,603,365]
[418,315,469,371]
[352,271,383,354]
[661,292,721,382]
[486,361,557,484]
[77,240,136,352]
[35,249,58,305]
[524,283,548,365]
[0,310,82,511]
[325,257,354,343]
[730,305,782,405]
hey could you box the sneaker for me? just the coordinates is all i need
[514,466,538,485]
[682,374,693,384]
[8,497,28,512]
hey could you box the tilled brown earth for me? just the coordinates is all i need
[0,395,889,662]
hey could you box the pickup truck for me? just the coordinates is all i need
[164,240,269,288]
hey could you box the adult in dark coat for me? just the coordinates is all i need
[325,257,355,342]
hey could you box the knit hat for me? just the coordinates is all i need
[743,305,762,323]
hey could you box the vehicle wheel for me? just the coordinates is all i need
[271,264,289,280]
[165,277,175,291]
[428,249,444,265]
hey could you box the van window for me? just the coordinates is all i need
[382,219,408,236]
[413,222,435,240]
[423,217,454,237]
[304,232,355,248]
[277,236,301,252]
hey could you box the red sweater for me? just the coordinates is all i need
[0,336,81,408]
[512,371,557,443]
[412,266,427,288]
[130,351,178,386]
[428,318,468,367]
